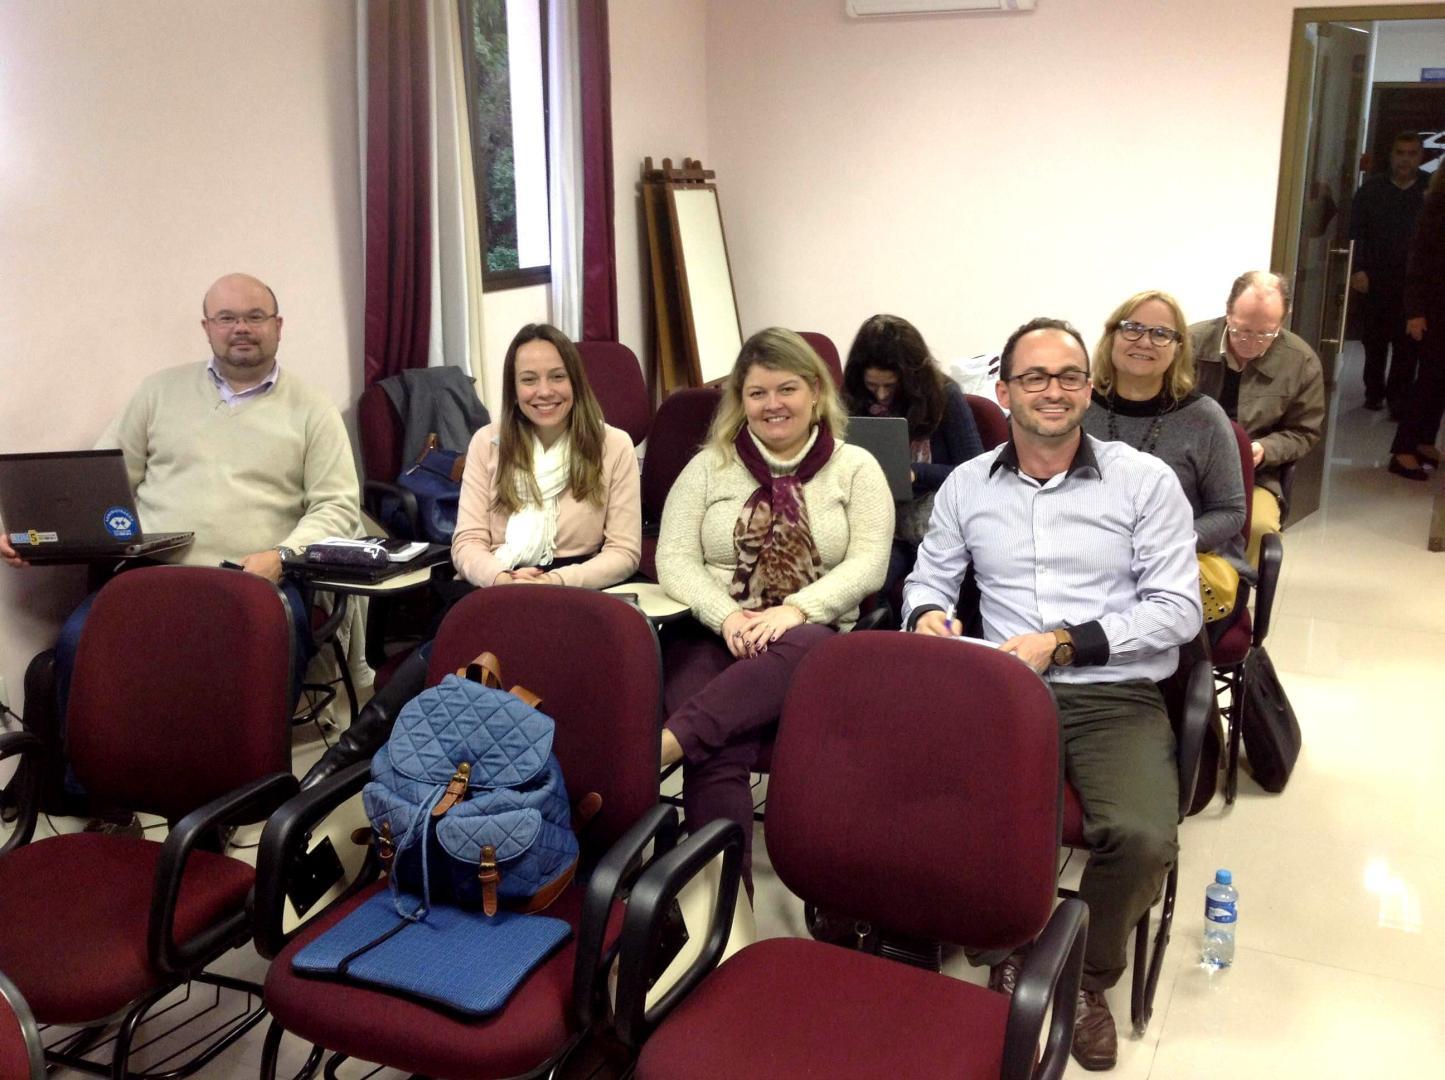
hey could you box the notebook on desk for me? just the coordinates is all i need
[844,415,913,501]
[0,450,193,563]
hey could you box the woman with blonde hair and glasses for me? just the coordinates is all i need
[1083,291,1249,633]
[452,323,640,588]
[656,327,893,891]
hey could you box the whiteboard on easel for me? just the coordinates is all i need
[669,185,743,385]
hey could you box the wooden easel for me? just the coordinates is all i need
[640,157,744,395]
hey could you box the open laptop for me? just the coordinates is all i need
[844,416,913,501]
[0,450,193,563]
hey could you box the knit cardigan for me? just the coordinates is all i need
[656,428,894,633]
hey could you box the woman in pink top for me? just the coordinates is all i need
[452,324,641,589]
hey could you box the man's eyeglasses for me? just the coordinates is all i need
[206,311,278,328]
[1225,324,1281,346]
[1117,320,1182,346]
[1008,368,1089,392]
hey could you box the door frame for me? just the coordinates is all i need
[1271,3,1445,274]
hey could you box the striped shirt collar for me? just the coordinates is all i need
[207,358,280,408]
[989,433,1101,481]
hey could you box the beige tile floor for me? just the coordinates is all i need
[18,346,1445,1078]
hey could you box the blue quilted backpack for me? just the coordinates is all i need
[362,655,584,917]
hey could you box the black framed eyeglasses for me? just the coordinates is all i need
[1117,320,1183,346]
[206,311,278,328]
[1008,368,1089,392]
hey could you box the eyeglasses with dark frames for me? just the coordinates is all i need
[206,311,278,328]
[1117,320,1183,346]
[1008,368,1090,392]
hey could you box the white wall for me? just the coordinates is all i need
[1373,18,1445,82]
[699,0,1413,367]
[0,0,365,709]
[609,0,710,389]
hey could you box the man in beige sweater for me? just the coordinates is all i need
[2,274,359,762]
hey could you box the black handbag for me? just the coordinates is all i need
[1240,647,1301,793]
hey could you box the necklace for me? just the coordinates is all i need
[1104,391,1174,457]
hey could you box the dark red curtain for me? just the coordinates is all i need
[364,0,432,387]
[578,0,617,343]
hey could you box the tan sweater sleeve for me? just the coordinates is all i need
[547,428,642,589]
[278,403,361,551]
[785,450,894,627]
[656,452,743,634]
[451,426,507,587]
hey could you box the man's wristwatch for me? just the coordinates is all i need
[276,545,296,562]
[1051,627,1076,668]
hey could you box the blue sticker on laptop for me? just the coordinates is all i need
[103,507,137,539]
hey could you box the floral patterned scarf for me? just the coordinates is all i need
[729,424,835,609]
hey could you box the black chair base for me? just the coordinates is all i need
[43,972,267,1080]
[1214,663,1245,805]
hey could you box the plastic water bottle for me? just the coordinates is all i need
[1202,869,1238,969]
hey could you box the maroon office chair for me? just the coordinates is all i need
[0,972,43,1080]
[798,331,843,388]
[253,586,673,1080]
[1212,422,1285,805]
[618,634,1086,1080]
[0,567,297,1078]
[967,393,1011,450]
[639,387,722,580]
[576,340,651,445]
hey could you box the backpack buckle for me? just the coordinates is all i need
[432,762,472,817]
[478,844,500,916]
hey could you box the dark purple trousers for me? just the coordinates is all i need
[663,621,836,890]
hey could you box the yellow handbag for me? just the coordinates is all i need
[1198,553,1240,623]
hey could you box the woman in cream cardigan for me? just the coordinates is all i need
[657,327,893,891]
[452,323,640,589]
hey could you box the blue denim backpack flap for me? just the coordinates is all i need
[362,671,581,917]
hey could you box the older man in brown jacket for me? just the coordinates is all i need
[1189,271,1325,564]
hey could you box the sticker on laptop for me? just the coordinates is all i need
[10,530,59,546]
[102,507,138,539]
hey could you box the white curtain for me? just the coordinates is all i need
[546,0,584,339]
[426,0,487,376]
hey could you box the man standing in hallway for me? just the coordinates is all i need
[903,318,1202,1071]
[1190,271,1325,564]
[1350,130,1427,416]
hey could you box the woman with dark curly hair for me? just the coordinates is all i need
[842,314,983,599]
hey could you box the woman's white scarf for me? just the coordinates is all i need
[495,433,571,570]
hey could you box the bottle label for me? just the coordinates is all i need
[1206,899,1237,924]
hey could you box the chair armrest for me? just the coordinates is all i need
[612,818,745,1049]
[572,803,680,1028]
[364,480,420,540]
[1002,898,1087,1080]
[1253,531,1284,648]
[0,731,42,855]
[149,770,300,975]
[252,761,375,959]
[1175,657,1215,821]
[852,601,894,633]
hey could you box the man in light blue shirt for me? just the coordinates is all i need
[903,318,1202,1072]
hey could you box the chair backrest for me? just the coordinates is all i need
[768,634,1060,950]
[358,381,405,484]
[67,567,293,822]
[798,331,843,388]
[641,387,722,523]
[577,340,651,445]
[427,587,662,855]
[1229,421,1255,541]
[966,393,1010,450]
[0,972,42,1080]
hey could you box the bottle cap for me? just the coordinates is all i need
[1215,869,1232,885]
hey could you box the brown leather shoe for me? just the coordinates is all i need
[1072,989,1118,1071]
[987,950,1028,996]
